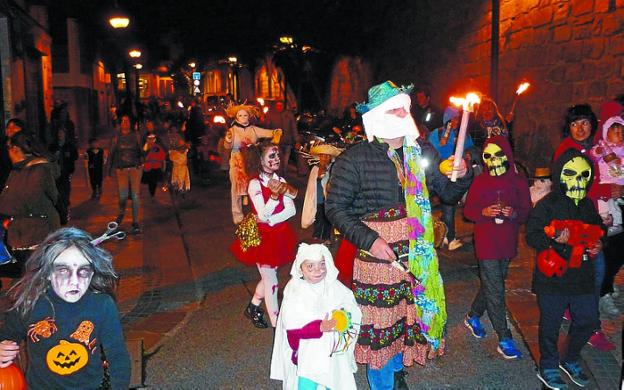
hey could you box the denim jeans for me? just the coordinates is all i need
[440,202,456,241]
[537,293,597,369]
[469,259,512,340]
[592,251,605,330]
[367,353,403,390]
[116,167,142,223]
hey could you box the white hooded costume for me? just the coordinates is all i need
[270,243,361,390]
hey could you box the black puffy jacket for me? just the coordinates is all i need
[325,138,473,251]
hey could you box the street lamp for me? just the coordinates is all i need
[227,56,240,101]
[128,49,141,59]
[188,62,196,69]
[109,16,129,29]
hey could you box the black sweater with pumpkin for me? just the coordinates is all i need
[0,290,130,389]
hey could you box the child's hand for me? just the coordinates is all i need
[482,204,502,217]
[589,240,602,256]
[0,340,19,368]
[554,228,570,244]
[500,206,514,218]
[320,314,337,332]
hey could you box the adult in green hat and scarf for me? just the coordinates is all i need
[326,81,473,389]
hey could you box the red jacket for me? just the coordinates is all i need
[464,136,531,260]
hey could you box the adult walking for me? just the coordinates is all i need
[326,81,472,389]
[265,101,299,178]
[0,131,60,277]
[107,115,143,234]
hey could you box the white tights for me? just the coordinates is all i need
[251,264,279,327]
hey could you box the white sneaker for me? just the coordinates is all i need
[448,238,463,251]
[599,294,620,317]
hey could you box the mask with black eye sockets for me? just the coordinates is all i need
[560,157,591,204]
[482,143,509,176]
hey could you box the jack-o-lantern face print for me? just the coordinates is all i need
[46,340,88,375]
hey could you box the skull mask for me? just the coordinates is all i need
[560,156,591,204]
[482,143,509,176]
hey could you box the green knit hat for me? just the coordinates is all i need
[356,81,414,114]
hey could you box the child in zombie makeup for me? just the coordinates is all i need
[270,243,361,390]
[230,140,298,329]
[0,227,130,389]
[463,135,531,360]
[526,149,605,389]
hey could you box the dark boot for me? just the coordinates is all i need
[394,370,409,390]
[244,302,268,329]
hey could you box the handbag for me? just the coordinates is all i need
[235,213,261,252]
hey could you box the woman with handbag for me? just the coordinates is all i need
[0,131,60,278]
[230,140,297,329]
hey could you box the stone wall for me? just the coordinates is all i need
[374,0,624,170]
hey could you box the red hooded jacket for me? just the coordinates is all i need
[464,136,531,260]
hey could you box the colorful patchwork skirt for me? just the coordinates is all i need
[353,205,428,369]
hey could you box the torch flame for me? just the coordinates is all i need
[516,82,530,95]
[256,97,265,106]
[450,92,481,112]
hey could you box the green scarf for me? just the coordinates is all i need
[386,139,447,350]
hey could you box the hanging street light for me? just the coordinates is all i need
[128,49,141,58]
[109,16,130,29]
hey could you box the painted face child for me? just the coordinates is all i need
[300,258,327,284]
[261,145,280,174]
[48,247,94,303]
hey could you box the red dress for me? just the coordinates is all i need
[230,180,297,267]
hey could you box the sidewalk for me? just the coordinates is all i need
[68,145,199,358]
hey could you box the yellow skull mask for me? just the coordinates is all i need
[483,143,508,176]
[560,156,591,204]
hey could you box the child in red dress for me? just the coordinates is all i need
[230,140,298,328]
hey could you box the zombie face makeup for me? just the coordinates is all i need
[560,156,591,204]
[48,247,94,303]
[482,143,509,176]
[300,259,327,284]
[261,146,280,174]
[236,110,250,126]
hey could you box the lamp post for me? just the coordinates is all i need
[277,35,294,108]
[128,49,142,119]
[227,56,240,102]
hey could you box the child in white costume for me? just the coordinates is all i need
[271,243,361,390]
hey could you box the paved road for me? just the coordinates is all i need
[143,171,541,389]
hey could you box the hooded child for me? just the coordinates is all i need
[270,243,361,390]
[463,135,531,359]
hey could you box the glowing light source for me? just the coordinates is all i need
[279,36,293,45]
[109,16,129,29]
[227,56,238,64]
[449,92,481,112]
[177,101,184,108]
[213,115,226,124]
[256,97,265,106]
[263,106,269,114]
[128,49,141,58]
[516,82,530,95]
[134,63,142,70]
[189,62,196,69]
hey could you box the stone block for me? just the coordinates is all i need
[548,65,568,83]
[618,0,624,8]
[609,35,624,55]
[592,18,603,35]
[602,14,623,35]
[607,80,624,98]
[553,3,571,25]
[572,0,595,15]
[565,62,585,80]
[573,83,589,101]
[594,60,617,78]
[583,62,597,79]
[574,13,597,25]
[573,25,593,39]
[582,39,605,59]
[595,0,610,12]
[554,25,573,42]
[589,80,607,97]
[562,41,585,62]
[531,6,554,27]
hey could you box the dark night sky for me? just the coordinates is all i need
[47,0,412,65]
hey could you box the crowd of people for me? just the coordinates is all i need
[0,78,623,389]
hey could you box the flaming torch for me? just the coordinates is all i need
[508,81,530,119]
[448,92,481,182]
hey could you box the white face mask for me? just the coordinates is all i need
[48,247,94,303]
[362,94,419,143]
